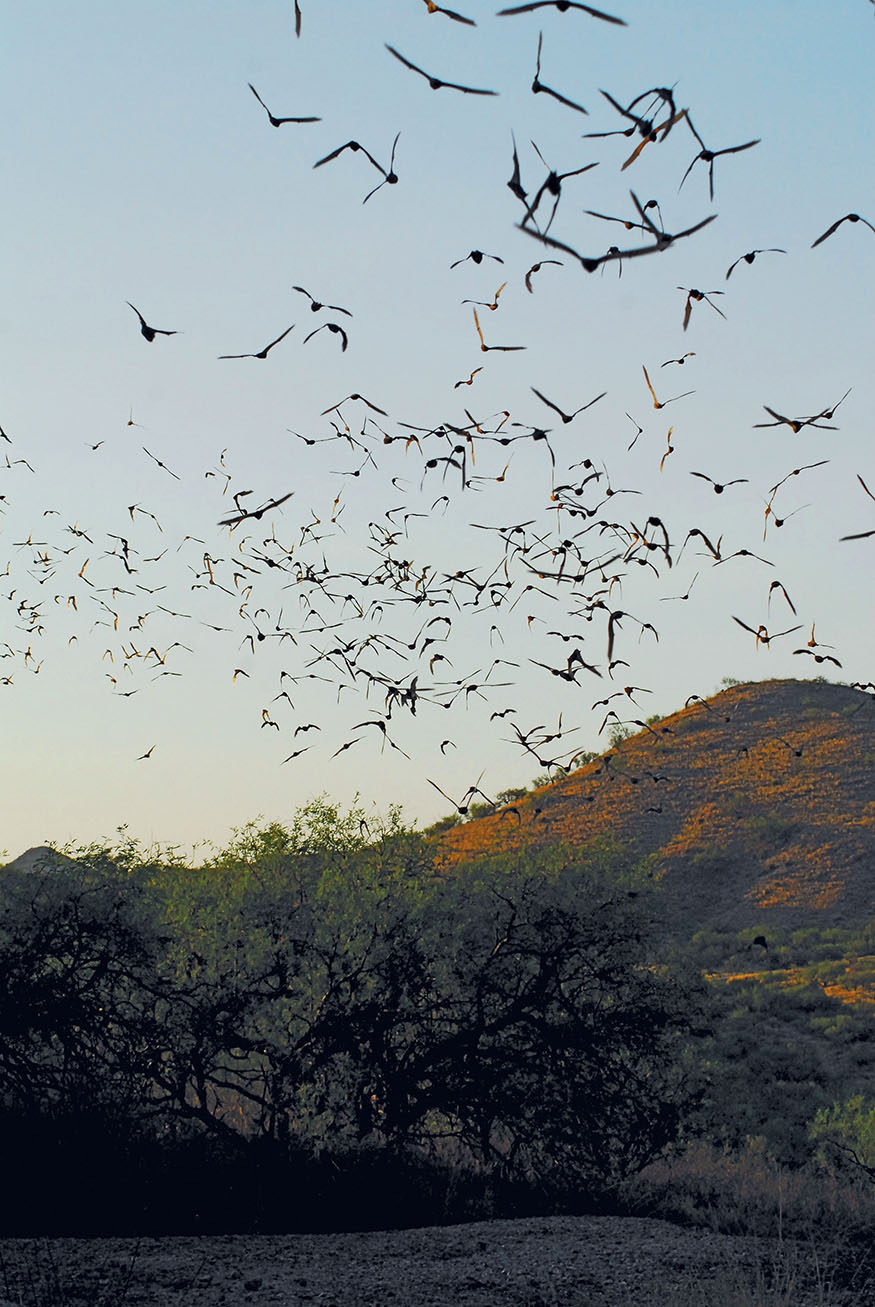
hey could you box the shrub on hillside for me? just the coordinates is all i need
[810,1094,875,1185]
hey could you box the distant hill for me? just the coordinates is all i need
[437,679,875,940]
[1,845,79,875]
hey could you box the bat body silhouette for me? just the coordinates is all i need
[473,308,525,352]
[690,471,748,494]
[385,44,497,95]
[521,142,598,234]
[303,322,349,351]
[679,111,759,199]
[642,365,694,409]
[422,0,476,22]
[518,197,716,272]
[678,286,726,330]
[451,249,504,269]
[462,283,507,311]
[313,140,386,175]
[218,325,295,360]
[247,83,320,126]
[127,303,177,342]
[507,133,528,203]
[142,447,180,480]
[293,286,352,317]
[725,248,786,279]
[811,213,875,248]
[498,1,626,25]
[362,133,401,203]
[524,259,563,291]
[219,492,294,527]
[531,387,605,423]
[531,32,588,114]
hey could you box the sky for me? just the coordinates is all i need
[2,0,874,860]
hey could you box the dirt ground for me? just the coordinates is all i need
[0,1213,854,1306]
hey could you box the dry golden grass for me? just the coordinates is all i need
[620,1140,875,1306]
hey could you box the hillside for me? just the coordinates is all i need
[437,679,875,940]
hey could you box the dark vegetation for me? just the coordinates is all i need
[1,799,873,1285]
[0,803,695,1235]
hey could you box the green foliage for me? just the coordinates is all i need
[740,810,795,847]
[494,787,528,805]
[420,813,462,835]
[810,1095,875,1183]
[685,957,875,1165]
[680,920,875,972]
[5,807,871,1234]
[0,805,698,1230]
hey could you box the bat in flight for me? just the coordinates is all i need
[385,44,498,95]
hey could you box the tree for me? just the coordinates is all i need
[0,809,700,1224]
[411,855,698,1193]
[0,861,160,1121]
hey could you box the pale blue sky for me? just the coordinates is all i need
[2,1,873,858]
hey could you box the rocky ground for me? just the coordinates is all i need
[0,1213,859,1306]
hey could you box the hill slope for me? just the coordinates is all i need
[437,679,875,939]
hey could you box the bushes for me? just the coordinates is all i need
[810,1094,875,1184]
[622,1137,875,1301]
[7,803,868,1236]
[0,867,162,1123]
[0,808,697,1232]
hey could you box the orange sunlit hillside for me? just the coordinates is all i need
[436,679,875,938]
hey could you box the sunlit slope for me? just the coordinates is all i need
[437,679,875,935]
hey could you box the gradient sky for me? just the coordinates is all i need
[2,1,874,860]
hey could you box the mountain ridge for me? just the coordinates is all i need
[436,678,875,939]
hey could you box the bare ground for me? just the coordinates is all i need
[0,1213,858,1306]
